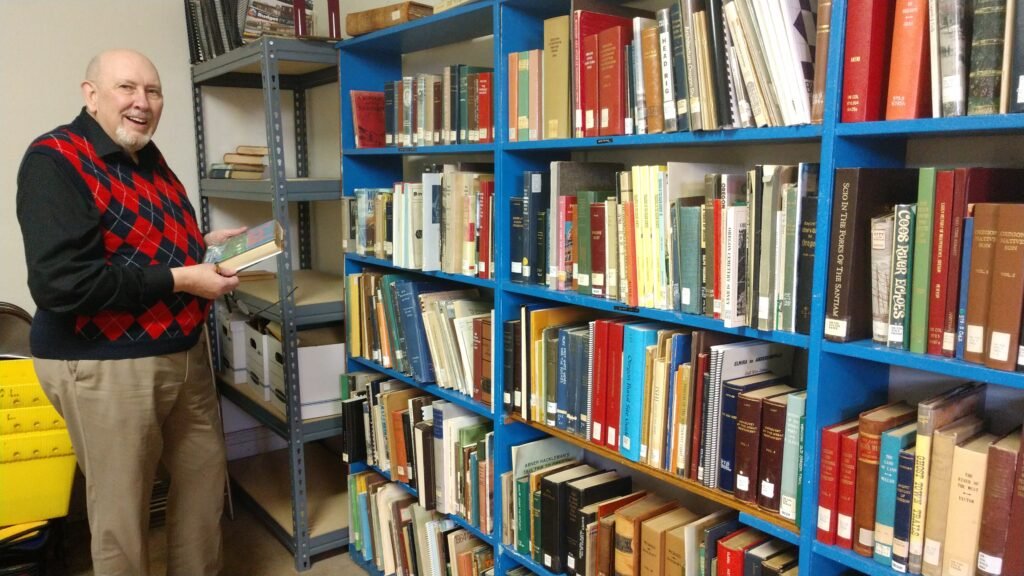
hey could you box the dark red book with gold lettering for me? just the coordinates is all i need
[597,25,631,136]
[841,0,895,122]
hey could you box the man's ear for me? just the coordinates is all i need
[81,80,98,114]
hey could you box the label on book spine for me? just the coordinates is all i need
[989,331,1011,361]
[977,553,1001,574]
[825,318,848,339]
[818,506,832,531]
[966,325,984,352]
[923,539,941,565]
[837,514,853,539]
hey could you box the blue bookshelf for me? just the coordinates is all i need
[350,356,494,419]
[338,0,1024,574]
[346,253,498,290]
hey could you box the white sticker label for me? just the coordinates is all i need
[511,262,522,274]
[514,391,521,405]
[978,552,1002,574]
[888,324,904,344]
[989,331,1011,362]
[966,325,984,353]
[713,299,722,314]
[737,474,750,492]
[601,108,609,128]
[523,264,531,278]
[592,273,604,287]
[586,110,594,130]
[943,332,955,350]
[894,540,909,559]
[544,554,552,567]
[871,228,886,250]
[859,527,875,548]
[593,423,602,441]
[682,288,691,306]
[825,318,849,339]
[923,538,942,566]
[760,480,775,499]
[531,173,542,192]
[640,444,648,459]
[575,109,582,129]
[391,9,401,20]
[622,436,630,450]
[578,274,590,287]
[625,118,634,134]
[837,514,853,539]
[343,453,349,462]
[758,297,770,319]
[817,506,832,531]
[567,556,576,570]
[780,496,796,520]
[875,525,894,547]
[948,558,971,576]
[875,542,892,558]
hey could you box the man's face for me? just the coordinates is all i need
[82,52,163,154]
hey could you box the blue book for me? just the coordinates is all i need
[718,372,784,492]
[873,421,917,565]
[521,171,550,285]
[556,326,573,431]
[393,280,447,383]
[358,492,373,563]
[618,323,664,461]
[891,445,917,572]
[955,217,975,359]
[663,333,693,469]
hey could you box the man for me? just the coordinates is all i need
[16,49,241,576]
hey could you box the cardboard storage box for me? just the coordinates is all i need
[217,304,247,385]
[244,323,271,402]
[267,325,345,419]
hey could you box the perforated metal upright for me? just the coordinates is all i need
[191,36,344,572]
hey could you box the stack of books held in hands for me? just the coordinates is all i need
[208,145,269,180]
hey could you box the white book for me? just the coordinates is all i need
[928,0,942,117]
[453,312,489,396]
[775,0,815,123]
[725,1,770,127]
[749,0,800,125]
[421,172,443,271]
[723,204,749,327]
[410,183,424,269]
[652,166,669,309]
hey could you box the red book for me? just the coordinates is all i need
[835,431,860,549]
[573,11,632,137]
[718,528,770,576]
[927,170,955,355]
[557,196,578,291]
[477,72,493,143]
[597,25,630,136]
[604,320,627,450]
[942,168,1024,355]
[623,200,639,307]
[1002,440,1024,576]
[591,202,607,296]
[841,0,895,122]
[478,179,494,279]
[350,90,385,148]
[583,33,601,138]
[885,0,931,119]
[689,352,708,480]
[816,419,860,545]
[591,319,611,443]
[327,0,341,39]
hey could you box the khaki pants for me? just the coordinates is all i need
[34,336,225,576]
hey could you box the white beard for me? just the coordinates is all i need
[115,123,151,152]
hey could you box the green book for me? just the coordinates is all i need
[532,489,544,561]
[779,390,807,523]
[202,219,283,272]
[909,168,935,353]
[576,190,614,296]
[966,0,1008,115]
[518,52,531,142]
[515,477,532,554]
[457,423,490,518]
[348,473,361,552]
[888,204,917,349]
[780,183,801,331]
[679,205,703,314]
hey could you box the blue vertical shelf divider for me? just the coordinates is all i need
[336,1,1024,575]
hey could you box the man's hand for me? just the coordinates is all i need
[171,263,240,299]
[204,226,247,247]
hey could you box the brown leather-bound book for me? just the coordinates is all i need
[825,169,919,342]
[345,2,433,37]
[976,429,1022,576]
[757,389,799,512]
[734,384,796,503]
[852,402,917,557]
[639,507,698,576]
[640,25,664,134]
[943,433,998,576]
[613,495,676,576]
[984,204,1024,370]
[964,203,1002,364]
[810,0,833,123]
[1001,435,1024,576]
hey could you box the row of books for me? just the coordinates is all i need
[504,307,807,519]
[183,0,314,64]
[350,65,495,149]
[842,0,1024,121]
[513,0,824,144]
[514,160,817,333]
[824,167,1024,372]
[345,273,494,406]
[342,163,496,279]
[501,437,800,576]
[207,144,269,180]
[816,383,1024,576]
[341,374,494,532]
[348,471,494,576]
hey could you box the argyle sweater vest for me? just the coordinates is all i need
[30,125,209,359]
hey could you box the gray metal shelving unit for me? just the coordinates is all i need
[191,36,345,572]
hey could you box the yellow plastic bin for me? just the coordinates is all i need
[0,428,77,526]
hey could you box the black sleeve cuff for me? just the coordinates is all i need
[144,266,175,300]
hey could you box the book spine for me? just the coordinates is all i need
[891,447,917,572]
[779,392,806,521]
[983,204,1024,370]
[841,0,895,122]
[591,204,607,297]
[796,195,818,334]
[1009,0,1024,113]
[999,442,1024,574]
[825,169,858,341]
[887,204,917,349]
[508,55,518,142]
[657,8,678,132]
[955,217,975,359]
[817,428,844,544]
[583,34,600,138]
[936,0,971,116]
[757,397,788,512]
[910,169,936,352]
[670,3,691,131]
[886,0,932,119]
[976,438,1021,576]
[964,204,1000,363]
[871,214,895,343]
[966,0,1008,115]
[928,171,954,354]
[811,0,834,123]
[873,431,912,564]
[836,431,860,549]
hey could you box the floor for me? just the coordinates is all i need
[63,503,360,576]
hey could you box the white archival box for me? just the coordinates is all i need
[267,324,346,419]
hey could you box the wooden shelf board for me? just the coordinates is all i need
[508,415,799,536]
[227,443,348,539]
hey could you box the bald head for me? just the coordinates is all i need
[81,49,164,160]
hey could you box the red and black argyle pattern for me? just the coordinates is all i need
[32,127,210,343]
